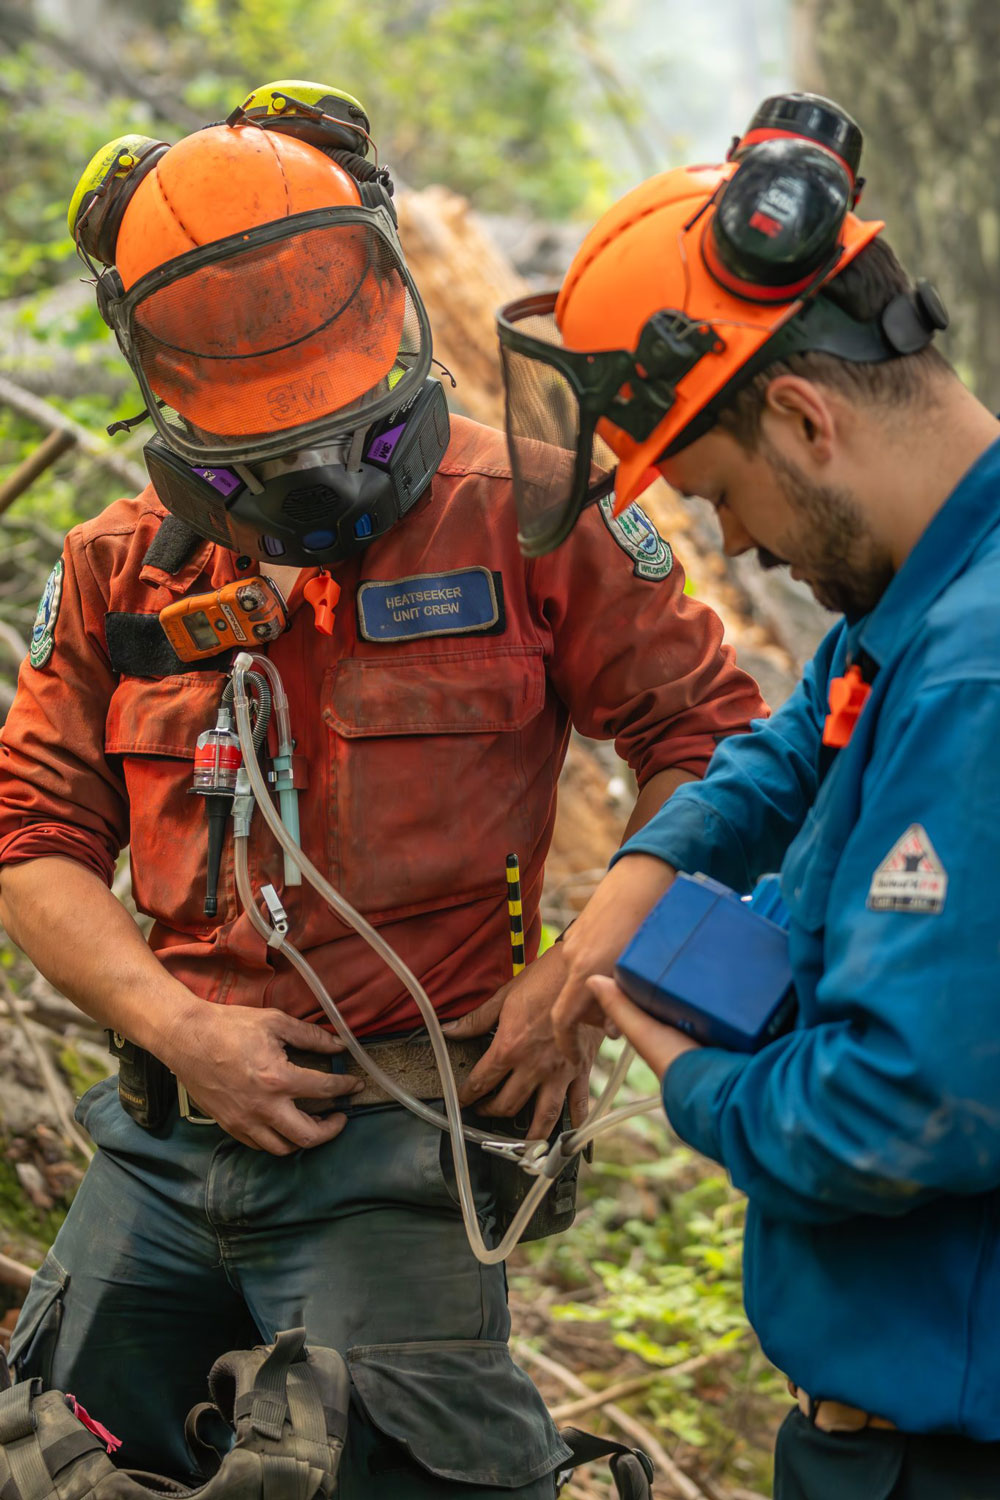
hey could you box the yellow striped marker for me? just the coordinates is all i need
[506,852,525,976]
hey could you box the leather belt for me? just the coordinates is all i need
[788,1381,897,1433]
[287,1032,490,1112]
[178,1030,490,1124]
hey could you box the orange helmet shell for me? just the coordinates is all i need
[555,162,883,509]
[114,125,406,440]
[115,123,361,285]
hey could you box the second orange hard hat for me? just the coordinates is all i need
[554,149,882,510]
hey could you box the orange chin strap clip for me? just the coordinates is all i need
[303,571,341,635]
[822,664,871,748]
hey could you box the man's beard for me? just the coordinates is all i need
[761,441,895,620]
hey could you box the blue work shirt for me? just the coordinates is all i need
[617,436,1000,1437]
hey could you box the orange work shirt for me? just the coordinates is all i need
[0,417,765,1035]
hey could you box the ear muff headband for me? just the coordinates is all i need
[69,135,171,269]
[730,92,863,187]
[225,80,395,204]
[703,139,853,304]
[227,80,372,158]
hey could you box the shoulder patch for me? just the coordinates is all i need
[598,495,673,581]
[357,567,505,643]
[867,824,947,914]
[30,558,64,669]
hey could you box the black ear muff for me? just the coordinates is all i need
[266,92,371,156]
[73,138,169,268]
[359,177,397,226]
[94,267,126,331]
[704,138,852,303]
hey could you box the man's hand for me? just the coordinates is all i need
[587,974,700,1082]
[0,857,361,1155]
[161,1001,363,1155]
[553,853,677,1063]
[443,946,601,1139]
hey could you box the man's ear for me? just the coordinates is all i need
[762,375,836,464]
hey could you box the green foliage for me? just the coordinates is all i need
[0,1154,65,1258]
[514,1138,785,1486]
[57,1042,112,1103]
[511,1047,785,1488]
[538,923,558,954]
[0,44,155,299]
[176,0,613,216]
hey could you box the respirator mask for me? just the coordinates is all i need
[142,374,451,567]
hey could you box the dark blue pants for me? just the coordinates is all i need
[775,1409,1000,1499]
[10,1079,568,1496]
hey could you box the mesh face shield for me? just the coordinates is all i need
[497,294,618,557]
[108,205,431,465]
[497,293,719,557]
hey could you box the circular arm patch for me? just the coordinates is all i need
[599,494,673,581]
[30,558,64,669]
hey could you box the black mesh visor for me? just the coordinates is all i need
[112,207,431,465]
[498,294,620,556]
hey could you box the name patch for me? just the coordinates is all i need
[358,568,503,642]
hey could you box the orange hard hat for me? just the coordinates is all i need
[499,103,949,557]
[554,153,882,511]
[112,124,412,450]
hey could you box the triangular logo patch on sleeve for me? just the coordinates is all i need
[867,823,948,914]
[598,495,673,580]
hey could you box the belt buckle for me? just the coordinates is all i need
[177,1080,217,1125]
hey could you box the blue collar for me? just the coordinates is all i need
[847,435,1000,669]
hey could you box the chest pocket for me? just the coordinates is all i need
[323,646,546,918]
[105,672,228,933]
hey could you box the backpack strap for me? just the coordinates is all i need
[557,1427,654,1500]
[183,1403,229,1479]
[201,1330,347,1500]
[247,1329,308,1442]
[0,1383,111,1500]
[0,1381,54,1500]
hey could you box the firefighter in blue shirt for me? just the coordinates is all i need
[497,95,1000,1496]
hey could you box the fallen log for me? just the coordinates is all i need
[0,375,146,496]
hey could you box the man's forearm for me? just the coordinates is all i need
[0,855,199,1058]
[621,766,699,841]
[0,857,363,1154]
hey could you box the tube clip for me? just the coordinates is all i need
[480,1137,550,1175]
[261,884,289,947]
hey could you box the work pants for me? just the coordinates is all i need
[774,1408,1000,1499]
[10,1078,568,1497]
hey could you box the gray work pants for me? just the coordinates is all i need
[10,1079,568,1496]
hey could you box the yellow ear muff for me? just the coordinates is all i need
[68,134,171,267]
[228,79,372,157]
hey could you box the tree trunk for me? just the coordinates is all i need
[804,0,1000,405]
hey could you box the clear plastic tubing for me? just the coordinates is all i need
[242,651,300,887]
[230,654,659,1263]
